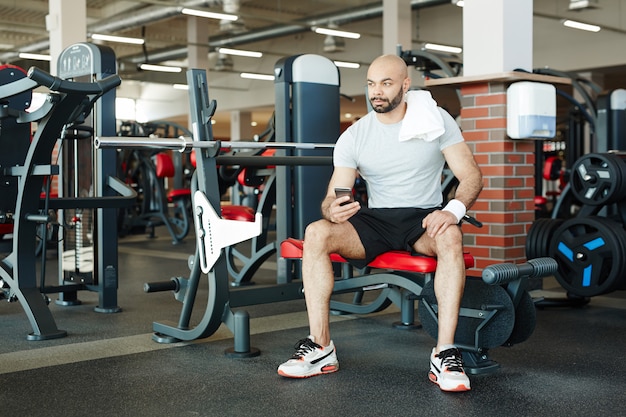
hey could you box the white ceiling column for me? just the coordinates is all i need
[230,110,252,142]
[186,15,211,129]
[382,0,412,55]
[47,0,86,75]
[187,15,210,72]
[462,0,533,76]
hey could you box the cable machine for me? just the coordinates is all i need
[54,43,124,312]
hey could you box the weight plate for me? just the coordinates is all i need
[549,216,626,297]
[504,291,536,346]
[526,218,564,259]
[418,278,515,349]
[569,153,626,206]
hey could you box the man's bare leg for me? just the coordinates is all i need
[414,225,465,350]
[415,225,471,391]
[277,219,365,378]
[301,219,365,347]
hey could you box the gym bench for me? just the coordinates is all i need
[280,237,555,375]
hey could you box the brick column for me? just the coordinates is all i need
[459,81,535,271]
[427,73,570,272]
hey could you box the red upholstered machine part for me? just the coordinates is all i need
[280,238,474,273]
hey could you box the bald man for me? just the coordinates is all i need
[277,55,483,392]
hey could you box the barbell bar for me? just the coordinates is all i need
[94,136,335,153]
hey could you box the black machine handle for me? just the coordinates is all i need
[482,257,558,286]
[144,279,179,293]
[462,214,482,228]
[27,67,121,95]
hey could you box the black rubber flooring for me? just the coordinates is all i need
[1,227,625,417]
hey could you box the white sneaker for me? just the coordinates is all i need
[277,335,339,378]
[429,346,471,392]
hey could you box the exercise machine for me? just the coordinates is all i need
[54,43,131,312]
[0,64,132,340]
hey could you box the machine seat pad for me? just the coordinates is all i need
[221,205,256,222]
[167,188,191,201]
[280,238,474,273]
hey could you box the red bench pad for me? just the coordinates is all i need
[221,205,256,222]
[280,238,474,273]
[167,188,191,201]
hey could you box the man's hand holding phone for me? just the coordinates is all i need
[334,187,355,206]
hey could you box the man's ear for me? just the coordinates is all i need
[403,77,411,93]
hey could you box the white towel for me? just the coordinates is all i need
[398,90,445,142]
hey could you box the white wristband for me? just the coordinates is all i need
[442,199,466,223]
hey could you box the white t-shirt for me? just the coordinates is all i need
[333,107,463,208]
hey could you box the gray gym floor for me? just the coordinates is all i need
[1,227,625,417]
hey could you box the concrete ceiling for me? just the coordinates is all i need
[1,0,626,138]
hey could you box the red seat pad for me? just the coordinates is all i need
[221,205,256,222]
[280,238,474,273]
[155,153,175,178]
[167,188,191,202]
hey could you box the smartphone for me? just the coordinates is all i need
[334,187,354,206]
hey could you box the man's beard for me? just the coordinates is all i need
[370,87,404,114]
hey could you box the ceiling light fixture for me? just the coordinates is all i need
[568,0,599,11]
[139,63,183,73]
[217,47,262,58]
[334,61,360,69]
[173,84,189,90]
[452,0,464,7]
[181,8,238,21]
[18,52,51,61]
[91,33,145,45]
[424,43,463,54]
[313,27,361,39]
[562,19,601,32]
[240,72,275,81]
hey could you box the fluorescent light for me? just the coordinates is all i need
[569,0,599,10]
[240,72,275,81]
[181,8,238,21]
[334,61,360,69]
[562,19,601,32]
[217,47,262,58]
[173,84,189,90]
[91,33,145,45]
[424,43,463,54]
[452,0,464,6]
[18,52,51,61]
[139,63,182,73]
[313,27,361,39]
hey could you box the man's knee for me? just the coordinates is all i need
[435,226,463,253]
[303,220,333,249]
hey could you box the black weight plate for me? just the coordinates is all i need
[504,291,536,346]
[549,216,626,297]
[569,153,626,206]
[526,218,565,259]
[418,278,515,349]
[526,219,546,259]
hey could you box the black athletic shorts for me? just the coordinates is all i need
[346,207,439,269]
